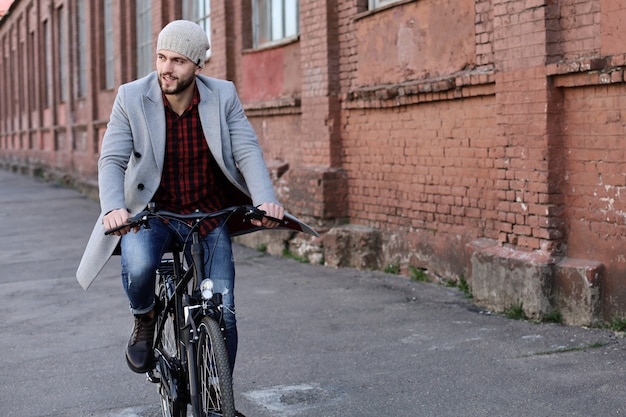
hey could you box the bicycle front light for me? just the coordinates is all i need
[200,279,214,300]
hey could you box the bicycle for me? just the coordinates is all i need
[105,203,316,417]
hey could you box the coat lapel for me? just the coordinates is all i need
[144,77,166,174]
[197,82,224,165]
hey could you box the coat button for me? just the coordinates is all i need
[134,151,142,158]
[138,183,145,190]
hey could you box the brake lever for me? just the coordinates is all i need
[240,206,262,221]
[243,206,288,225]
[104,211,150,235]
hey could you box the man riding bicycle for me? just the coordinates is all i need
[76,20,293,379]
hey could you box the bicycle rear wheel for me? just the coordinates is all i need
[156,275,188,417]
[197,316,235,417]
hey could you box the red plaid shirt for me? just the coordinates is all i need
[152,85,227,235]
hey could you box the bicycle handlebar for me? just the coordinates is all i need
[104,204,287,236]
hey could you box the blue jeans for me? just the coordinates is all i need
[120,218,238,371]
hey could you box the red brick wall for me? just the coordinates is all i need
[555,0,602,60]
[248,112,302,166]
[355,0,475,86]
[559,82,626,317]
[340,0,496,278]
[240,42,302,103]
[4,0,626,319]
[342,94,497,276]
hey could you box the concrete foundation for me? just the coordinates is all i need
[322,224,381,270]
[466,238,605,326]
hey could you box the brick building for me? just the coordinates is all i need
[2,0,626,325]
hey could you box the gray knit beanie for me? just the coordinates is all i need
[157,20,210,67]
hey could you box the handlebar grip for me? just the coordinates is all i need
[104,223,130,235]
[263,215,289,226]
[104,210,151,235]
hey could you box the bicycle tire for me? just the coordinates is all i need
[196,316,235,417]
[156,275,188,417]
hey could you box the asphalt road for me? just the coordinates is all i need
[2,168,626,417]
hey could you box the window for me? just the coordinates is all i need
[43,19,52,107]
[1,37,6,132]
[369,0,403,9]
[76,0,87,98]
[16,18,24,114]
[57,6,67,102]
[2,35,9,132]
[18,27,24,113]
[252,0,299,48]
[103,0,114,89]
[183,0,211,60]
[136,0,152,77]
[29,31,35,107]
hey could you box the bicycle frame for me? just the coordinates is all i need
[150,227,231,416]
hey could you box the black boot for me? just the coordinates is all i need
[125,311,157,373]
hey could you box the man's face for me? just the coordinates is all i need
[156,50,201,95]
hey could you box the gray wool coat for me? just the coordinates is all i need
[76,72,312,290]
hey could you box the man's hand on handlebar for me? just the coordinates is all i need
[103,208,139,236]
[252,203,284,229]
[103,204,285,236]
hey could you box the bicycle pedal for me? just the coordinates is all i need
[146,369,160,384]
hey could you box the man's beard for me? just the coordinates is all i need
[158,72,195,95]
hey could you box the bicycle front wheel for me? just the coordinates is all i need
[196,316,235,417]
[156,276,187,417]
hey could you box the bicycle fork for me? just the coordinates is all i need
[184,296,204,416]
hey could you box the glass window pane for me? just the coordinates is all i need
[136,0,152,77]
[284,0,298,38]
[253,0,298,47]
[104,0,114,89]
[258,0,270,46]
[182,0,189,18]
[44,20,52,106]
[58,6,67,102]
[271,0,283,40]
[197,0,205,16]
[369,0,402,9]
[77,0,86,97]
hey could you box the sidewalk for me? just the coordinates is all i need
[1,168,625,417]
